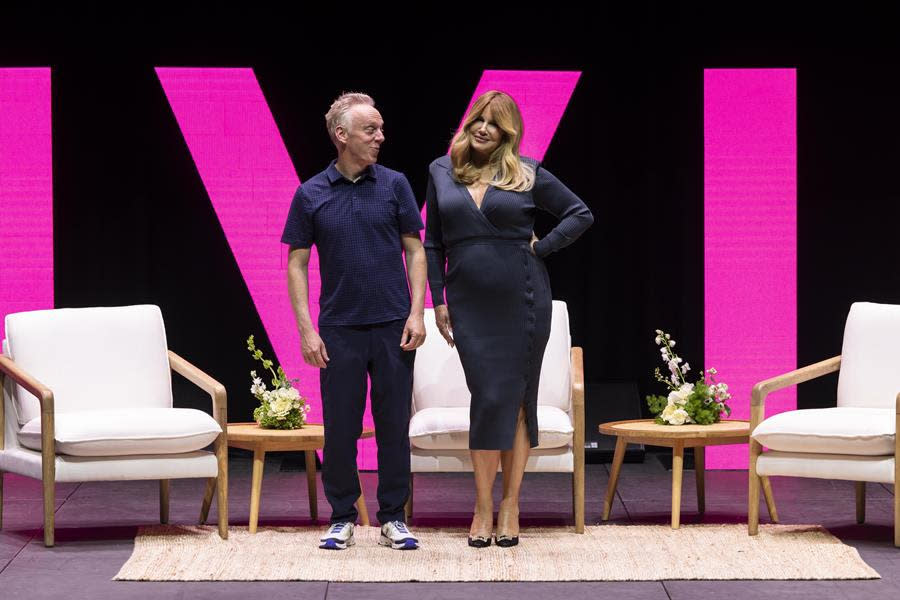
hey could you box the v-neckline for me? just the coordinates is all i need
[463,182,491,213]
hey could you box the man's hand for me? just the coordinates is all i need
[400,313,426,351]
[434,304,454,348]
[300,328,330,368]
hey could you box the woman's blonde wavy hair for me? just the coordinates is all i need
[449,90,535,192]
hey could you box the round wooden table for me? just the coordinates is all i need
[598,419,778,529]
[206,423,375,533]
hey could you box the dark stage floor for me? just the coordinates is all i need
[0,451,897,599]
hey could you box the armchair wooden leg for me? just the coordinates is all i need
[200,477,216,524]
[159,480,170,524]
[574,457,585,534]
[304,450,318,522]
[748,442,761,536]
[0,470,4,530]
[895,480,900,547]
[42,476,54,547]
[856,481,866,524]
[761,476,778,523]
[404,474,414,521]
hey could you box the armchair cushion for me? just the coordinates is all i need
[409,405,573,450]
[4,305,173,425]
[17,408,221,456]
[752,407,895,456]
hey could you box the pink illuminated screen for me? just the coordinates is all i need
[159,68,581,470]
[423,69,581,307]
[704,69,797,469]
[153,68,335,457]
[0,68,54,341]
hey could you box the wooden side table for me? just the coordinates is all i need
[201,423,374,533]
[598,419,779,529]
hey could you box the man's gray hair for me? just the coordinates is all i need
[325,92,375,146]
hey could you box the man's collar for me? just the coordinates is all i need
[326,160,377,185]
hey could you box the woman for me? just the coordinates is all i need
[424,90,593,547]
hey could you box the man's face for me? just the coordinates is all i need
[340,104,385,165]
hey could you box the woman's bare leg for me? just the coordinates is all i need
[498,407,530,539]
[470,449,500,539]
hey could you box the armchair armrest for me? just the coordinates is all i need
[571,346,585,429]
[0,355,54,409]
[749,355,841,430]
[168,351,228,428]
[570,346,585,533]
[0,355,56,483]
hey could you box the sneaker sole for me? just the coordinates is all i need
[378,534,418,550]
[319,536,355,550]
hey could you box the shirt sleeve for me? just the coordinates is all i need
[280,185,314,248]
[423,171,447,306]
[395,174,425,234]
[531,165,594,258]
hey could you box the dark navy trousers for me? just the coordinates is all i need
[319,319,414,525]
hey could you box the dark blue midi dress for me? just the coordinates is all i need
[424,155,593,450]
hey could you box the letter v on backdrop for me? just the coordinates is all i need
[156,68,580,469]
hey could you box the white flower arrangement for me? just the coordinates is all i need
[247,335,310,429]
[646,330,732,425]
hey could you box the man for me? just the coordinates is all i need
[281,92,426,550]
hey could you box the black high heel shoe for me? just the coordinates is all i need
[496,502,520,548]
[467,534,492,548]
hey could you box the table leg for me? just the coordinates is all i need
[602,437,627,520]
[694,446,705,515]
[671,442,684,529]
[305,450,318,522]
[356,471,370,526]
[249,446,265,534]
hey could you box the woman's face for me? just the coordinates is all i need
[468,104,502,158]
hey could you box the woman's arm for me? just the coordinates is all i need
[424,172,447,306]
[531,166,594,258]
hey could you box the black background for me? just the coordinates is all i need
[3,3,899,421]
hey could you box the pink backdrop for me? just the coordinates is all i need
[0,68,53,340]
[704,69,797,468]
[158,68,580,469]
[0,66,798,471]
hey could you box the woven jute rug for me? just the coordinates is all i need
[114,524,880,582]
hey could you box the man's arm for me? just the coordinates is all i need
[287,247,329,367]
[400,233,426,351]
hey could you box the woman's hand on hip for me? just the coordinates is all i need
[530,231,539,255]
[434,304,454,348]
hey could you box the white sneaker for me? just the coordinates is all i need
[378,520,419,550]
[319,522,355,550]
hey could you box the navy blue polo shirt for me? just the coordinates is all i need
[281,161,424,326]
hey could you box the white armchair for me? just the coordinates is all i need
[0,305,228,546]
[407,300,585,532]
[749,302,900,546]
